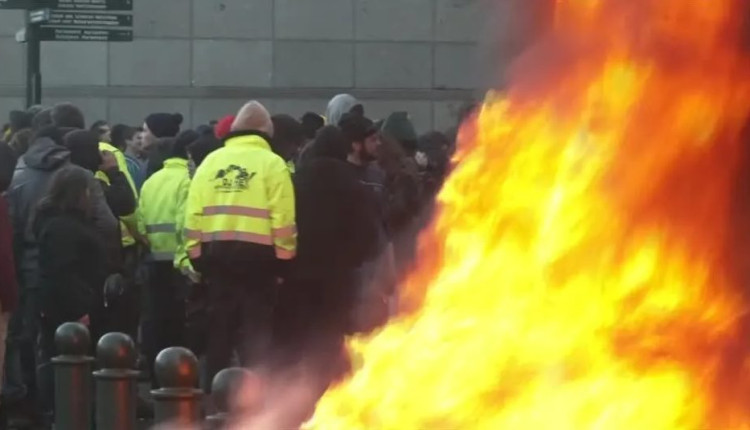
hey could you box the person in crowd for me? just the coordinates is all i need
[300,112,324,142]
[213,114,235,140]
[5,111,32,143]
[0,142,19,426]
[5,124,117,422]
[51,103,85,130]
[271,114,305,173]
[64,130,136,218]
[184,101,296,390]
[30,109,53,132]
[325,94,363,127]
[142,113,183,178]
[381,111,419,157]
[275,125,380,380]
[417,131,452,199]
[90,120,111,143]
[33,166,108,422]
[8,129,33,159]
[138,130,197,385]
[0,141,16,193]
[339,113,398,333]
[187,135,222,171]
[112,124,147,192]
[340,112,386,199]
[376,134,423,280]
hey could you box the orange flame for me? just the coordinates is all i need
[310,0,750,428]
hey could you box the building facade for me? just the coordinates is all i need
[0,0,488,132]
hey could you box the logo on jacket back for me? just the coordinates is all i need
[213,165,256,192]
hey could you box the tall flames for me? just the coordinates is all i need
[311,0,750,428]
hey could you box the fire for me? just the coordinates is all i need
[309,0,750,429]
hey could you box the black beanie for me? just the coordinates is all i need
[339,112,376,144]
[172,130,199,159]
[145,113,183,138]
[64,130,102,173]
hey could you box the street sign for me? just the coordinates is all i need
[38,27,132,41]
[0,0,132,10]
[0,0,27,9]
[51,0,132,11]
[47,10,132,26]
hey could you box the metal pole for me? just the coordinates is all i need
[93,332,139,430]
[53,323,94,430]
[24,11,41,108]
[151,347,203,427]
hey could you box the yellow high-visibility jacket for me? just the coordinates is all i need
[184,132,297,263]
[137,158,191,268]
[96,142,138,247]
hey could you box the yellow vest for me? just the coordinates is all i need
[137,158,191,269]
[95,142,138,247]
[184,132,297,261]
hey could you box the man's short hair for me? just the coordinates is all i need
[51,103,85,130]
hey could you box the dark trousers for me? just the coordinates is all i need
[203,264,275,392]
[3,289,39,402]
[143,261,186,384]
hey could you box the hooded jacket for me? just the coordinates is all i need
[325,94,360,127]
[7,137,118,287]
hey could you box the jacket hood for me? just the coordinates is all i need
[325,94,360,127]
[23,137,70,171]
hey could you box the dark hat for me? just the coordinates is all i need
[9,110,32,132]
[300,112,325,140]
[339,112,376,144]
[64,130,101,173]
[272,114,305,146]
[172,130,199,159]
[188,135,222,168]
[310,125,348,162]
[145,112,183,138]
[381,111,417,143]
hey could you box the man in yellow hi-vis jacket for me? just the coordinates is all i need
[184,101,296,387]
[137,131,197,382]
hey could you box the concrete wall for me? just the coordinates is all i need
[0,0,490,132]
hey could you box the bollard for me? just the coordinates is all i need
[151,347,203,426]
[205,368,254,429]
[93,332,139,430]
[53,322,94,430]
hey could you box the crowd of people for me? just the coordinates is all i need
[0,94,459,427]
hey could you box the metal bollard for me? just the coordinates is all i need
[151,347,203,426]
[205,368,254,429]
[93,332,139,430]
[53,322,95,430]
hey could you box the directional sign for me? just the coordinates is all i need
[1,0,132,10]
[51,0,132,11]
[0,0,28,9]
[47,10,132,26]
[38,27,132,41]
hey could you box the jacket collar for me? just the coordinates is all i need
[223,130,273,152]
[163,157,189,169]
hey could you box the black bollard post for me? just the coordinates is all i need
[53,322,94,430]
[205,368,254,429]
[151,347,203,426]
[93,332,139,430]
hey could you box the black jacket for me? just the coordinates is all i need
[7,138,118,288]
[98,167,136,217]
[34,208,107,326]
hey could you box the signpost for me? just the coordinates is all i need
[0,0,133,106]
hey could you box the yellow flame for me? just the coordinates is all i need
[310,0,750,428]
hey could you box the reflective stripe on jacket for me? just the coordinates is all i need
[137,158,191,265]
[184,131,297,261]
[96,142,138,247]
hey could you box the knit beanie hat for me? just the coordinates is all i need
[145,112,183,138]
[381,112,417,143]
[214,115,236,140]
[339,112,376,144]
[64,130,102,173]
